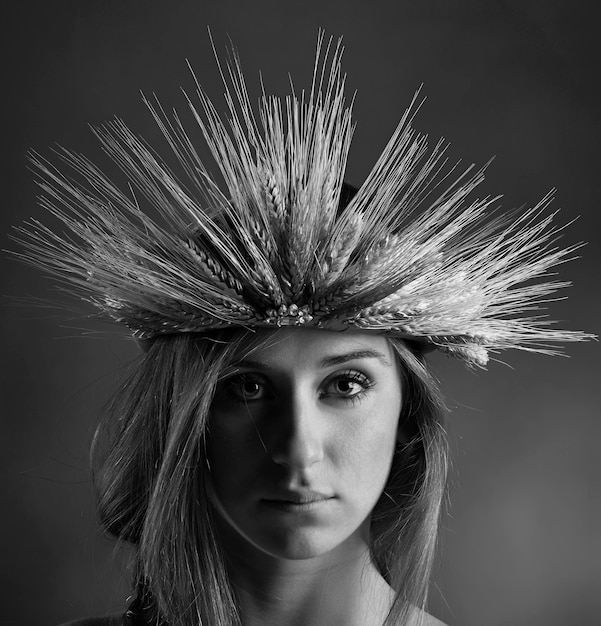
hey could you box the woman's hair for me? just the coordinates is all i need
[92,331,448,626]
[373,338,448,625]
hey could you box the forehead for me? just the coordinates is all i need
[231,328,395,369]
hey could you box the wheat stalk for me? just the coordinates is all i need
[11,31,594,366]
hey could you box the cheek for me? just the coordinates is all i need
[206,409,266,490]
[334,394,402,493]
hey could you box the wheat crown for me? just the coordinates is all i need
[14,34,593,367]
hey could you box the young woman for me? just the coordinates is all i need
[88,326,446,626]
[16,34,590,626]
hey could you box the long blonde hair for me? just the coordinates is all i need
[92,331,448,625]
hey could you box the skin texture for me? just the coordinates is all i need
[208,328,403,561]
[207,328,405,625]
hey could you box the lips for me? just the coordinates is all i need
[261,489,335,510]
[268,489,332,503]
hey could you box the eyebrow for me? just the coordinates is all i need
[232,349,391,371]
[319,349,392,368]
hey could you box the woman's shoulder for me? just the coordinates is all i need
[406,608,449,626]
[421,614,449,626]
[58,615,124,626]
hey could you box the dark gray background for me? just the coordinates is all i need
[1,1,599,624]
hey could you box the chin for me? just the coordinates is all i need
[251,526,353,561]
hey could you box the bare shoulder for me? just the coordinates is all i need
[420,613,449,626]
[405,608,449,626]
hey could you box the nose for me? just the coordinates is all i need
[269,389,324,470]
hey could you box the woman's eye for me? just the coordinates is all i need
[228,375,267,402]
[323,371,373,399]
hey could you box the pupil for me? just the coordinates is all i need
[244,382,259,395]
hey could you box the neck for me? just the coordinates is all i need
[217,520,394,626]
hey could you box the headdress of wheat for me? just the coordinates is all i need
[13,33,593,367]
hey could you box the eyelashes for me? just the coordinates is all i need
[226,373,269,403]
[320,370,375,401]
[220,369,375,405]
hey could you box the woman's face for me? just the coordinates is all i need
[207,328,403,561]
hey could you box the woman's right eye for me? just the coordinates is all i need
[226,374,268,402]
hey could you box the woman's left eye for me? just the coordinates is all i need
[322,371,373,399]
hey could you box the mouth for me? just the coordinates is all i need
[261,490,335,512]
